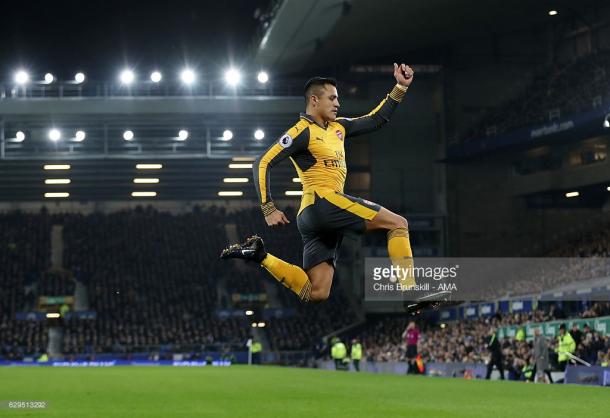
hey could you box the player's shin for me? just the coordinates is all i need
[387,227,416,289]
[261,254,312,302]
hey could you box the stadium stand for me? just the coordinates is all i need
[61,207,249,356]
[0,206,608,365]
[0,210,53,360]
[357,307,610,378]
[0,206,358,359]
[351,223,610,374]
[460,51,610,143]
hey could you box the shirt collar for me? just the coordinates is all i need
[300,112,328,129]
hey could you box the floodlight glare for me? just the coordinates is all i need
[254,129,265,140]
[548,10,558,16]
[257,71,269,83]
[74,72,85,83]
[131,191,157,197]
[45,179,71,185]
[75,130,86,142]
[180,69,196,84]
[120,69,135,84]
[43,164,71,170]
[222,130,233,141]
[136,163,162,169]
[218,191,243,197]
[123,130,134,141]
[14,70,29,85]
[15,131,25,142]
[224,68,241,86]
[44,73,55,84]
[150,71,162,83]
[178,130,189,141]
[48,129,61,142]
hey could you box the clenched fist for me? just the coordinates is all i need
[394,63,414,87]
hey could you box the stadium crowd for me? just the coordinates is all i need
[0,210,53,359]
[0,207,358,359]
[357,305,610,379]
[0,207,608,363]
[60,206,258,356]
[483,223,610,298]
[460,51,610,143]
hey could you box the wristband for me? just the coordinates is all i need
[390,84,408,102]
[261,201,277,216]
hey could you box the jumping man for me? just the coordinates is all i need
[221,63,416,304]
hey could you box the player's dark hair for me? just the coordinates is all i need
[304,77,337,104]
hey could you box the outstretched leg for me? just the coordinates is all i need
[221,236,333,302]
[263,256,333,302]
[261,252,313,302]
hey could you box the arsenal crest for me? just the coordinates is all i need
[335,130,343,141]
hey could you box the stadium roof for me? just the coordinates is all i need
[253,0,604,72]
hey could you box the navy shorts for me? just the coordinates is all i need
[296,191,381,270]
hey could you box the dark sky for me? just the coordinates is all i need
[0,0,271,81]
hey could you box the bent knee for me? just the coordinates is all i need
[392,215,408,230]
[309,286,331,302]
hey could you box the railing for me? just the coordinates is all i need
[1,80,305,99]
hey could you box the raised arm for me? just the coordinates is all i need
[252,124,309,225]
[336,63,414,137]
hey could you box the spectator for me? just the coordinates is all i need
[533,327,552,383]
[556,324,576,371]
[485,326,505,380]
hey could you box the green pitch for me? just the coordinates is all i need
[1,366,609,417]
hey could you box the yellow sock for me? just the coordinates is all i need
[387,227,416,289]
[261,254,312,302]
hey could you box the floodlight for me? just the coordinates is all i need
[14,70,29,85]
[225,68,241,86]
[120,69,135,84]
[150,71,162,83]
[180,69,196,84]
[257,71,269,83]
[48,129,61,142]
[178,130,189,141]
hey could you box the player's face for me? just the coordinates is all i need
[320,85,340,122]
